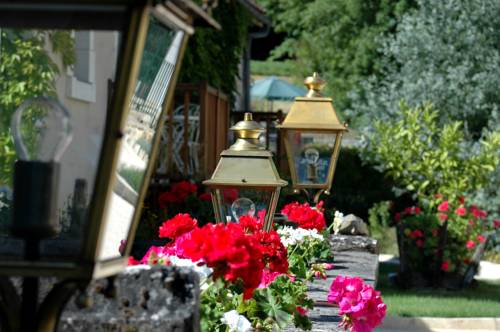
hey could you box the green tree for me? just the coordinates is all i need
[257,0,415,111]
[348,0,500,137]
[179,0,252,98]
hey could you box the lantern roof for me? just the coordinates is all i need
[203,113,287,188]
[277,73,348,132]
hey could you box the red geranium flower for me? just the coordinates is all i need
[409,229,424,239]
[175,223,264,299]
[239,214,264,233]
[158,181,197,207]
[470,205,487,219]
[494,220,500,228]
[254,229,289,273]
[198,192,212,201]
[441,261,449,272]
[477,235,486,244]
[438,213,448,221]
[466,240,476,249]
[296,306,308,316]
[281,201,326,231]
[437,201,449,212]
[455,207,467,216]
[158,213,198,240]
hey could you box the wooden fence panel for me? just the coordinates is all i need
[155,82,229,180]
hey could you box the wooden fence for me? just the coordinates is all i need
[155,82,230,180]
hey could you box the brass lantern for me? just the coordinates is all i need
[277,73,347,202]
[203,113,287,231]
[0,1,217,330]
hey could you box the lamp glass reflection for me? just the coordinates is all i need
[231,197,255,222]
[98,17,184,260]
[214,188,272,223]
[11,97,72,162]
[287,130,339,185]
[0,27,122,261]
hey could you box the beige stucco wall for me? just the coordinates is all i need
[50,31,120,212]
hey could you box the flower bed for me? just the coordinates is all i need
[395,195,498,288]
[130,200,386,331]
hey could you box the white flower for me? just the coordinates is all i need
[169,256,213,280]
[333,211,344,235]
[277,226,324,247]
[221,310,253,332]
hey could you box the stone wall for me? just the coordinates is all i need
[59,266,199,332]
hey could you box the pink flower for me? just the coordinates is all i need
[119,239,126,255]
[494,220,500,228]
[438,213,448,221]
[455,207,466,216]
[140,246,171,265]
[437,201,449,212]
[323,263,334,270]
[466,240,476,249]
[414,207,421,214]
[258,269,294,288]
[441,261,449,272]
[328,276,386,331]
[477,235,486,244]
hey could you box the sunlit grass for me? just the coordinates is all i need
[377,263,500,317]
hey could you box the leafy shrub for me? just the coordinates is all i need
[367,201,398,255]
[363,103,500,203]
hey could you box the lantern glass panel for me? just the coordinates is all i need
[213,187,273,223]
[98,17,183,260]
[286,130,339,186]
[0,27,122,260]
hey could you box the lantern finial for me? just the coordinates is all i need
[304,72,326,98]
[229,112,264,151]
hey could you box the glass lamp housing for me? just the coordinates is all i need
[0,0,215,279]
[203,113,287,231]
[277,73,347,192]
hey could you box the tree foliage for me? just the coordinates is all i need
[179,0,252,99]
[257,0,415,110]
[349,0,500,137]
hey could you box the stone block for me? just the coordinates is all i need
[338,214,369,236]
[58,266,199,332]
